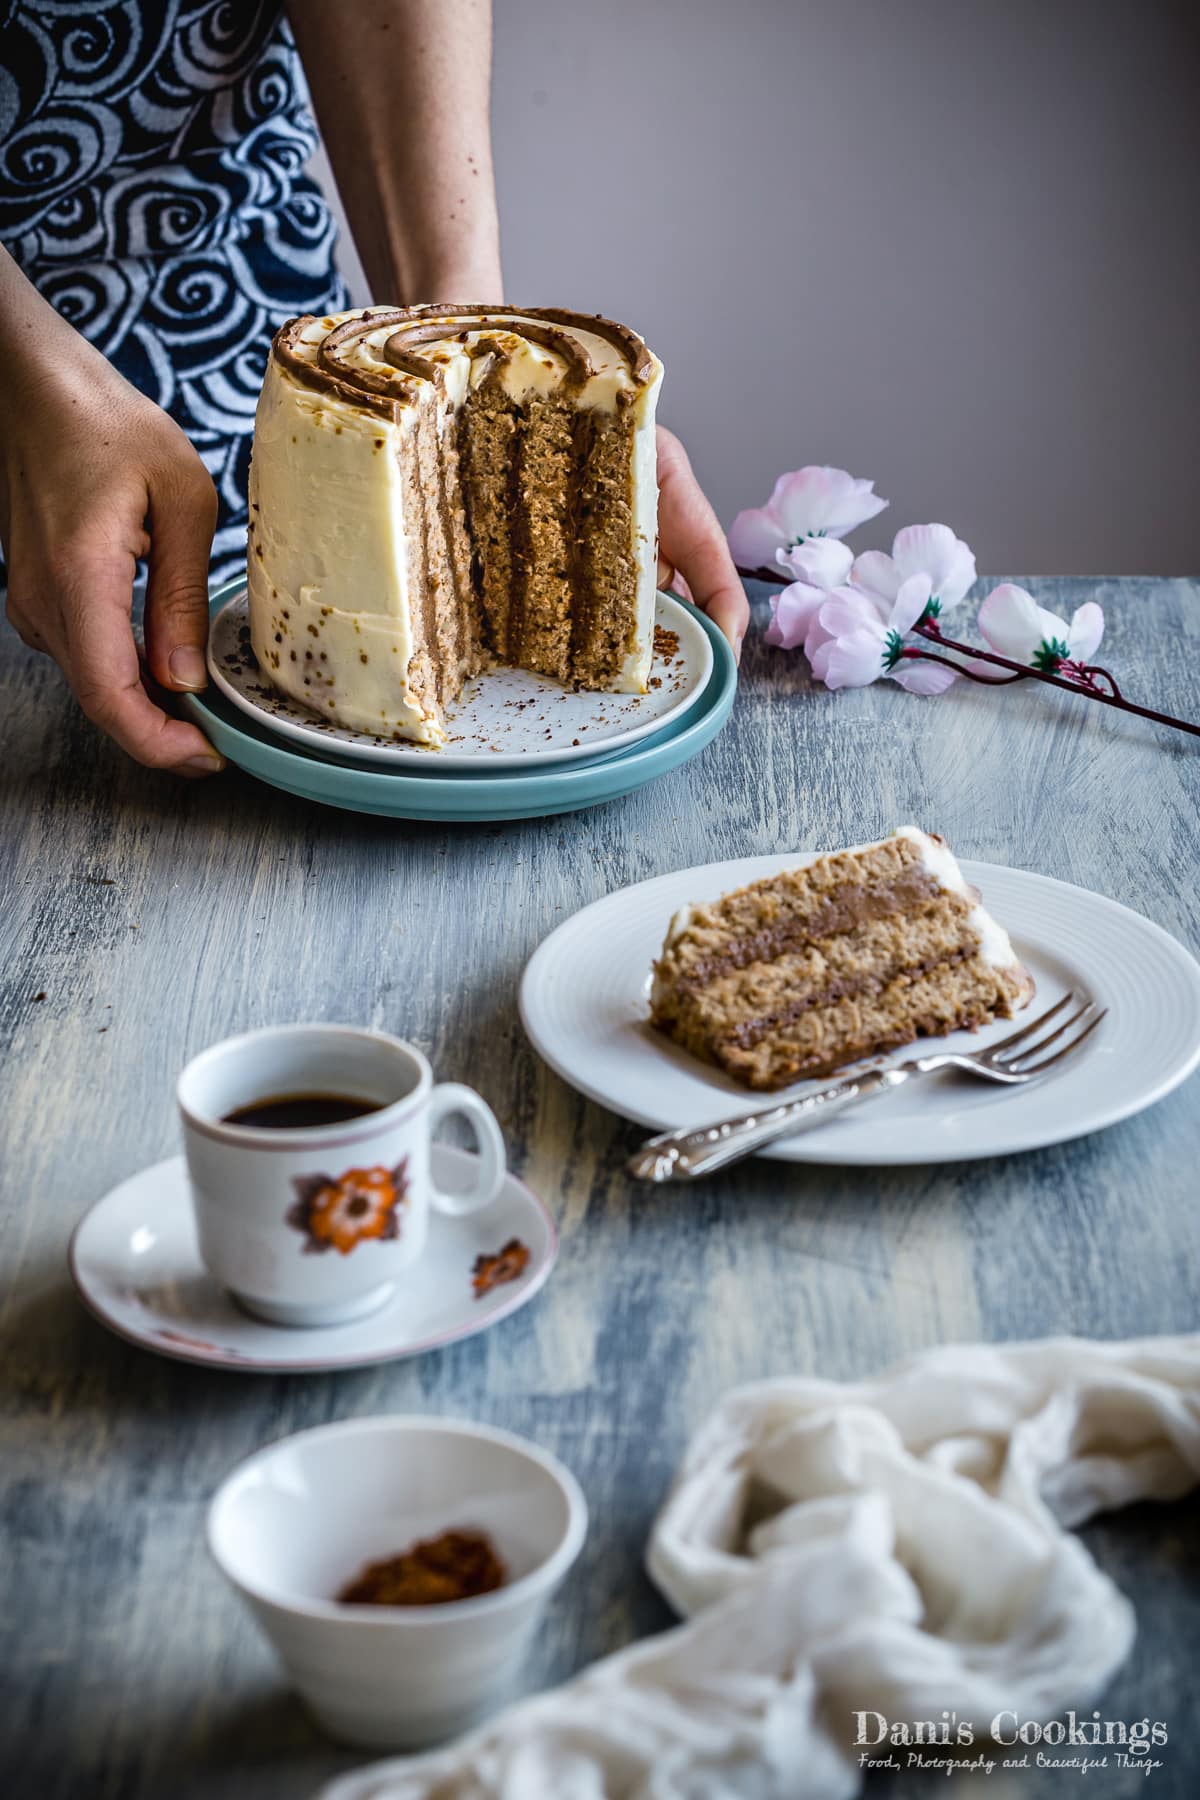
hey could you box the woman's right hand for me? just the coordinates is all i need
[0,252,225,775]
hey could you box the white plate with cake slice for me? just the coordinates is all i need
[519,850,1200,1166]
[206,589,712,771]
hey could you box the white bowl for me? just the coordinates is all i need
[207,1414,587,1748]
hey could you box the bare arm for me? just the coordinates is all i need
[287,0,503,304]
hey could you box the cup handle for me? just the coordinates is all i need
[427,1084,507,1217]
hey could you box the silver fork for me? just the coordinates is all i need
[627,991,1106,1182]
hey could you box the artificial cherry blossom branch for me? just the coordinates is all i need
[910,617,1200,736]
[734,540,1200,741]
[896,644,1024,686]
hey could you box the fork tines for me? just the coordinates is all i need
[989,990,1106,1076]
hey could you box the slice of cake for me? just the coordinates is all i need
[246,305,663,745]
[650,828,1034,1089]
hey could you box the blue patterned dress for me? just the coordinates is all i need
[0,1,347,579]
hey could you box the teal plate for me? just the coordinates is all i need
[183,580,737,820]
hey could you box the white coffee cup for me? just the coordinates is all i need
[177,1024,506,1328]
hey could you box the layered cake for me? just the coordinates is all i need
[650,828,1033,1088]
[246,305,663,744]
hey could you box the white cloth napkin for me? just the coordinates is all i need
[321,1336,1200,1800]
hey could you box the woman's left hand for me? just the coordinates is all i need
[655,425,749,661]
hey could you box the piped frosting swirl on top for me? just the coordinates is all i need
[272,304,659,420]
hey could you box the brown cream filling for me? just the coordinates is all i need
[717,944,979,1052]
[676,868,946,989]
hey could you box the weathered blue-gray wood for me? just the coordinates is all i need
[1,578,1197,1800]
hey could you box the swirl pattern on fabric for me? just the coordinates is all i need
[0,1,346,578]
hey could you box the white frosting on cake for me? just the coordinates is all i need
[247,308,662,743]
[248,350,437,741]
[894,825,1022,974]
[625,411,659,690]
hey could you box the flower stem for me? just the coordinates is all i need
[914,619,1200,739]
[901,647,1025,686]
[737,564,1200,741]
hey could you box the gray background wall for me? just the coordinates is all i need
[312,0,1200,575]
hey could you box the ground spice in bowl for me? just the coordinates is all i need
[337,1530,506,1607]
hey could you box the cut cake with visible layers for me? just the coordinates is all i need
[650,828,1034,1089]
[247,305,663,745]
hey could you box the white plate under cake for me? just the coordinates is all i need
[207,587,711,770]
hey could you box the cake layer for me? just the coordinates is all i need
[711,951,1024,1087]
[248,306,663,742]
[650,829,1034,1089]
[657,901,988,1047]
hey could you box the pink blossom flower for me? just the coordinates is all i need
[776,535,854,589]
[764,537,854,658]
[850,523,977,623]
[764,581,827,656]
[728,467,888,569]
[810,574,958,695]
[977,584,1104,670]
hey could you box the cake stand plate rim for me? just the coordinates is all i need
[204,579,714,773]
[180,599,737,821]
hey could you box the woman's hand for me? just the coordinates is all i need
[655,425,749,660]
[0,259,224,775]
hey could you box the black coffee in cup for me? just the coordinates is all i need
[222,1094,384,1130]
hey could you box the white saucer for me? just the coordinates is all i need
[206,589,712,771]
[519,855,1200,1166]
[68,1147,556,1372]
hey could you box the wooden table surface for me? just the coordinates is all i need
[2,578,1198,1800]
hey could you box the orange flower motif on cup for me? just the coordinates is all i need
[287,1161,408,1256]
[471,1238,531,1298]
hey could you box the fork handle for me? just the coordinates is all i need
[626,1062,916,1182]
